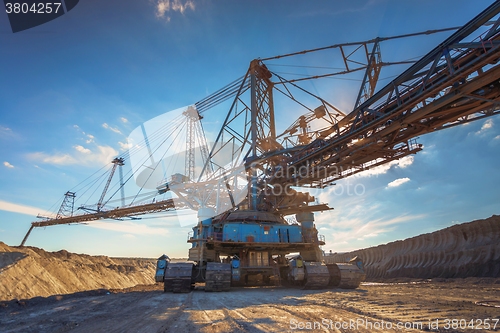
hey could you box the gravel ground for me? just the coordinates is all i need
[1,278,499,333]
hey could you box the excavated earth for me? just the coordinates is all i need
[326,215,500,280]
[0,215,499,332]
[0,242,156,301]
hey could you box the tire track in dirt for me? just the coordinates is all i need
[214,298,267,332]
[157,292,199,333]
[256,289,423,333]
[70,291,189,333]
[190,292,253,333]
[264,304,338,333]
[210,289,336,332]
[191,293,213,325]
[222,290,296,332]
[284,300,423,333]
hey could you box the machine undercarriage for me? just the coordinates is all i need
[156,210,366,292]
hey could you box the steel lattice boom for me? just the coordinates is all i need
[263,2,500,190]
[20,199,176,246]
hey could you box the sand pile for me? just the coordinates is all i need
[325,215,500,279]
[0,242,156,301]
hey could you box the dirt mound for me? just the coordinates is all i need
[0,242,156,301]
[325,215,500,280]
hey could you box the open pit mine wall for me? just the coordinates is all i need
[325,215,500,280]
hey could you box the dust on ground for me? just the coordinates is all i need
[1,278,499,333]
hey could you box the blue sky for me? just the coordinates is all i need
[0,0,499,257]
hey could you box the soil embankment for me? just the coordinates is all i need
[0,242,155,301]
[325,215,500,279]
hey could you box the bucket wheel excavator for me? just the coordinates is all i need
[22,3,500,292]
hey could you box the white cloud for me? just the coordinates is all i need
[74,124,94,142]
[356,155,414,177]
[74,124,96,143]
[482,119,493,130]
[28,152,77,165]
[155,0,195,20]
[102,123,122,134]
[317,211,426,251]
[396,156,414,168]
[3,161,14,169]
[387,177,410,188]
[120,117,128,123]
[93,145,120,165]
[74,145,91,154]
[122,234,136,239]
[0,199,55,218]
[476,119,493,135]
[28,145,118,167]
[171,0,194,13]
[0,125,19,140]
[118,141,133,151]
[495,135,500,140]
[29,123,119,167]
[87,221,169,236]
[0,126,12,136]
